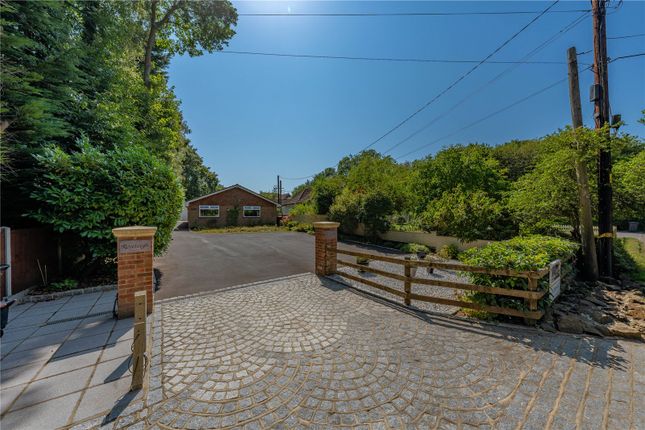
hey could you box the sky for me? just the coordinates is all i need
[168,1,645,193]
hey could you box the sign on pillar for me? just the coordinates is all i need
[112,226,157,319]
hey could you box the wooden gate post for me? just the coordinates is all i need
[112,226,156,319]
[314,222,340,276]
[131,291,147,391]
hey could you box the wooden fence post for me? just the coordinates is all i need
[525,276,539,325]
[404,258,412,306]
[131,291,147,391]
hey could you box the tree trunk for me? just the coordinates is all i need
[143,1,158,88]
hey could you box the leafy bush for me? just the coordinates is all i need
[329,189,394,239]
[438,243,460,260]
[400,243,430,255]
[29,141,184,271]
[284,221,314,234]
[49,279,78,291]
[226,206,240,226]
[289,202,316,216]
[421,188,514,241]
[459,235,578,314]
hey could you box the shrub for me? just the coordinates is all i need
[421,188,515,241]
[438,244,460,260]
[226,206,240,226]
[458,235,578,314]
[289,202,316,216]
[29,142,184,272]
[49,279,78,291]
[329,189,394,239]
[401,243,430,255]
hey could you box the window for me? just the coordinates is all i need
[199,205,219,217]
[243,205,261,217]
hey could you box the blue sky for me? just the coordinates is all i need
[168,1,645,193]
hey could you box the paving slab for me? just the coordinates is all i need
[0,391,82,430]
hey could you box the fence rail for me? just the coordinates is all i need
[331,246,551,321]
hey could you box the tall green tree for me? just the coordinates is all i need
[181,144,220,200]
[142,0,237,87]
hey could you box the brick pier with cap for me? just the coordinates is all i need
[112,226,156,318]
[314,221,340,276]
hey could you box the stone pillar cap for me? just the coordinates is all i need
[112,226,157,238]
[313,221,340,229]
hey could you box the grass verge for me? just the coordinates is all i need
[622,237,645,283]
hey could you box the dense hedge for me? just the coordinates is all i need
[458,235,578,314]
[29,142,184,270]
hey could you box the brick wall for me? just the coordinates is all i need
[187,187,277,229]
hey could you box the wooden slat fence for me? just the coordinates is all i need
[330,246,551,321]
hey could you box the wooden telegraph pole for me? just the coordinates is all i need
[591,0,613,276]
[567,47,599,281]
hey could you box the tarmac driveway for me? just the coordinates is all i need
[154,230,316,300]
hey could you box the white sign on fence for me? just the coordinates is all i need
[549,259,562,301]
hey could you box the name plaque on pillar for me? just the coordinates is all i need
[324,229,336,239]
[119,239,151,254]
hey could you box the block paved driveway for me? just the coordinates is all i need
[154,230,400,300]
[75,273,643,430]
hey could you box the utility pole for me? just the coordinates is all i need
[591,0,613,277]
[567,46,599,281]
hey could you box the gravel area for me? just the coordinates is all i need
[331,255,467,314]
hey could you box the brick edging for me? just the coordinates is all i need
[14,284,117,304]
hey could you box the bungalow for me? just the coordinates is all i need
[186,184,278,229]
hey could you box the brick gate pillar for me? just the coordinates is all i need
[314,222,340,276]
[112,226,156,319]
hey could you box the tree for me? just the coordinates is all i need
[142,0,237,87]
[29,141,184,274]
[411,144,509,212]
[181,145,220,200]
[421,188,513,242]
[491,139,541,181]
[614,150,645,224]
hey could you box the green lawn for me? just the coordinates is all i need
[622,237,645,283]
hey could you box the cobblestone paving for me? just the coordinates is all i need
[72,274,644,429]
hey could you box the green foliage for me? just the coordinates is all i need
[459,236,578,314]
[613,150,645,224]
[289,202,316,216]
[28,141,183,267]
[614,238,645,283]
[311,175,344,215]
[329,189,394,239]
[328,189,363,233]
[421,187,515,241]
[437,244,460,260]
[182,145,220,200]
[411,144,509,211]
[284,221,314,233]
[400,243,430,255]
[1,0,219,228]
[491,139,541,181]
[48,279,78,292]
[508,147,579,235]
[226,206,240,226]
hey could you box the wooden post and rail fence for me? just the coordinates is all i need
[314,222,557,321]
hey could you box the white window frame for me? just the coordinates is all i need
[242,205,261,218]
[198,205,220,218]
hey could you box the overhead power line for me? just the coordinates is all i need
[216,50,573,65]
[359,0,561,152]
[608,33,645,40]
[239,10,589,17]
[393,52,645,161]
[394,76,572,161]
[280,174,316,181]
[381,11,590,155]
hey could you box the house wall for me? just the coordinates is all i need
[187,188,277,229]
